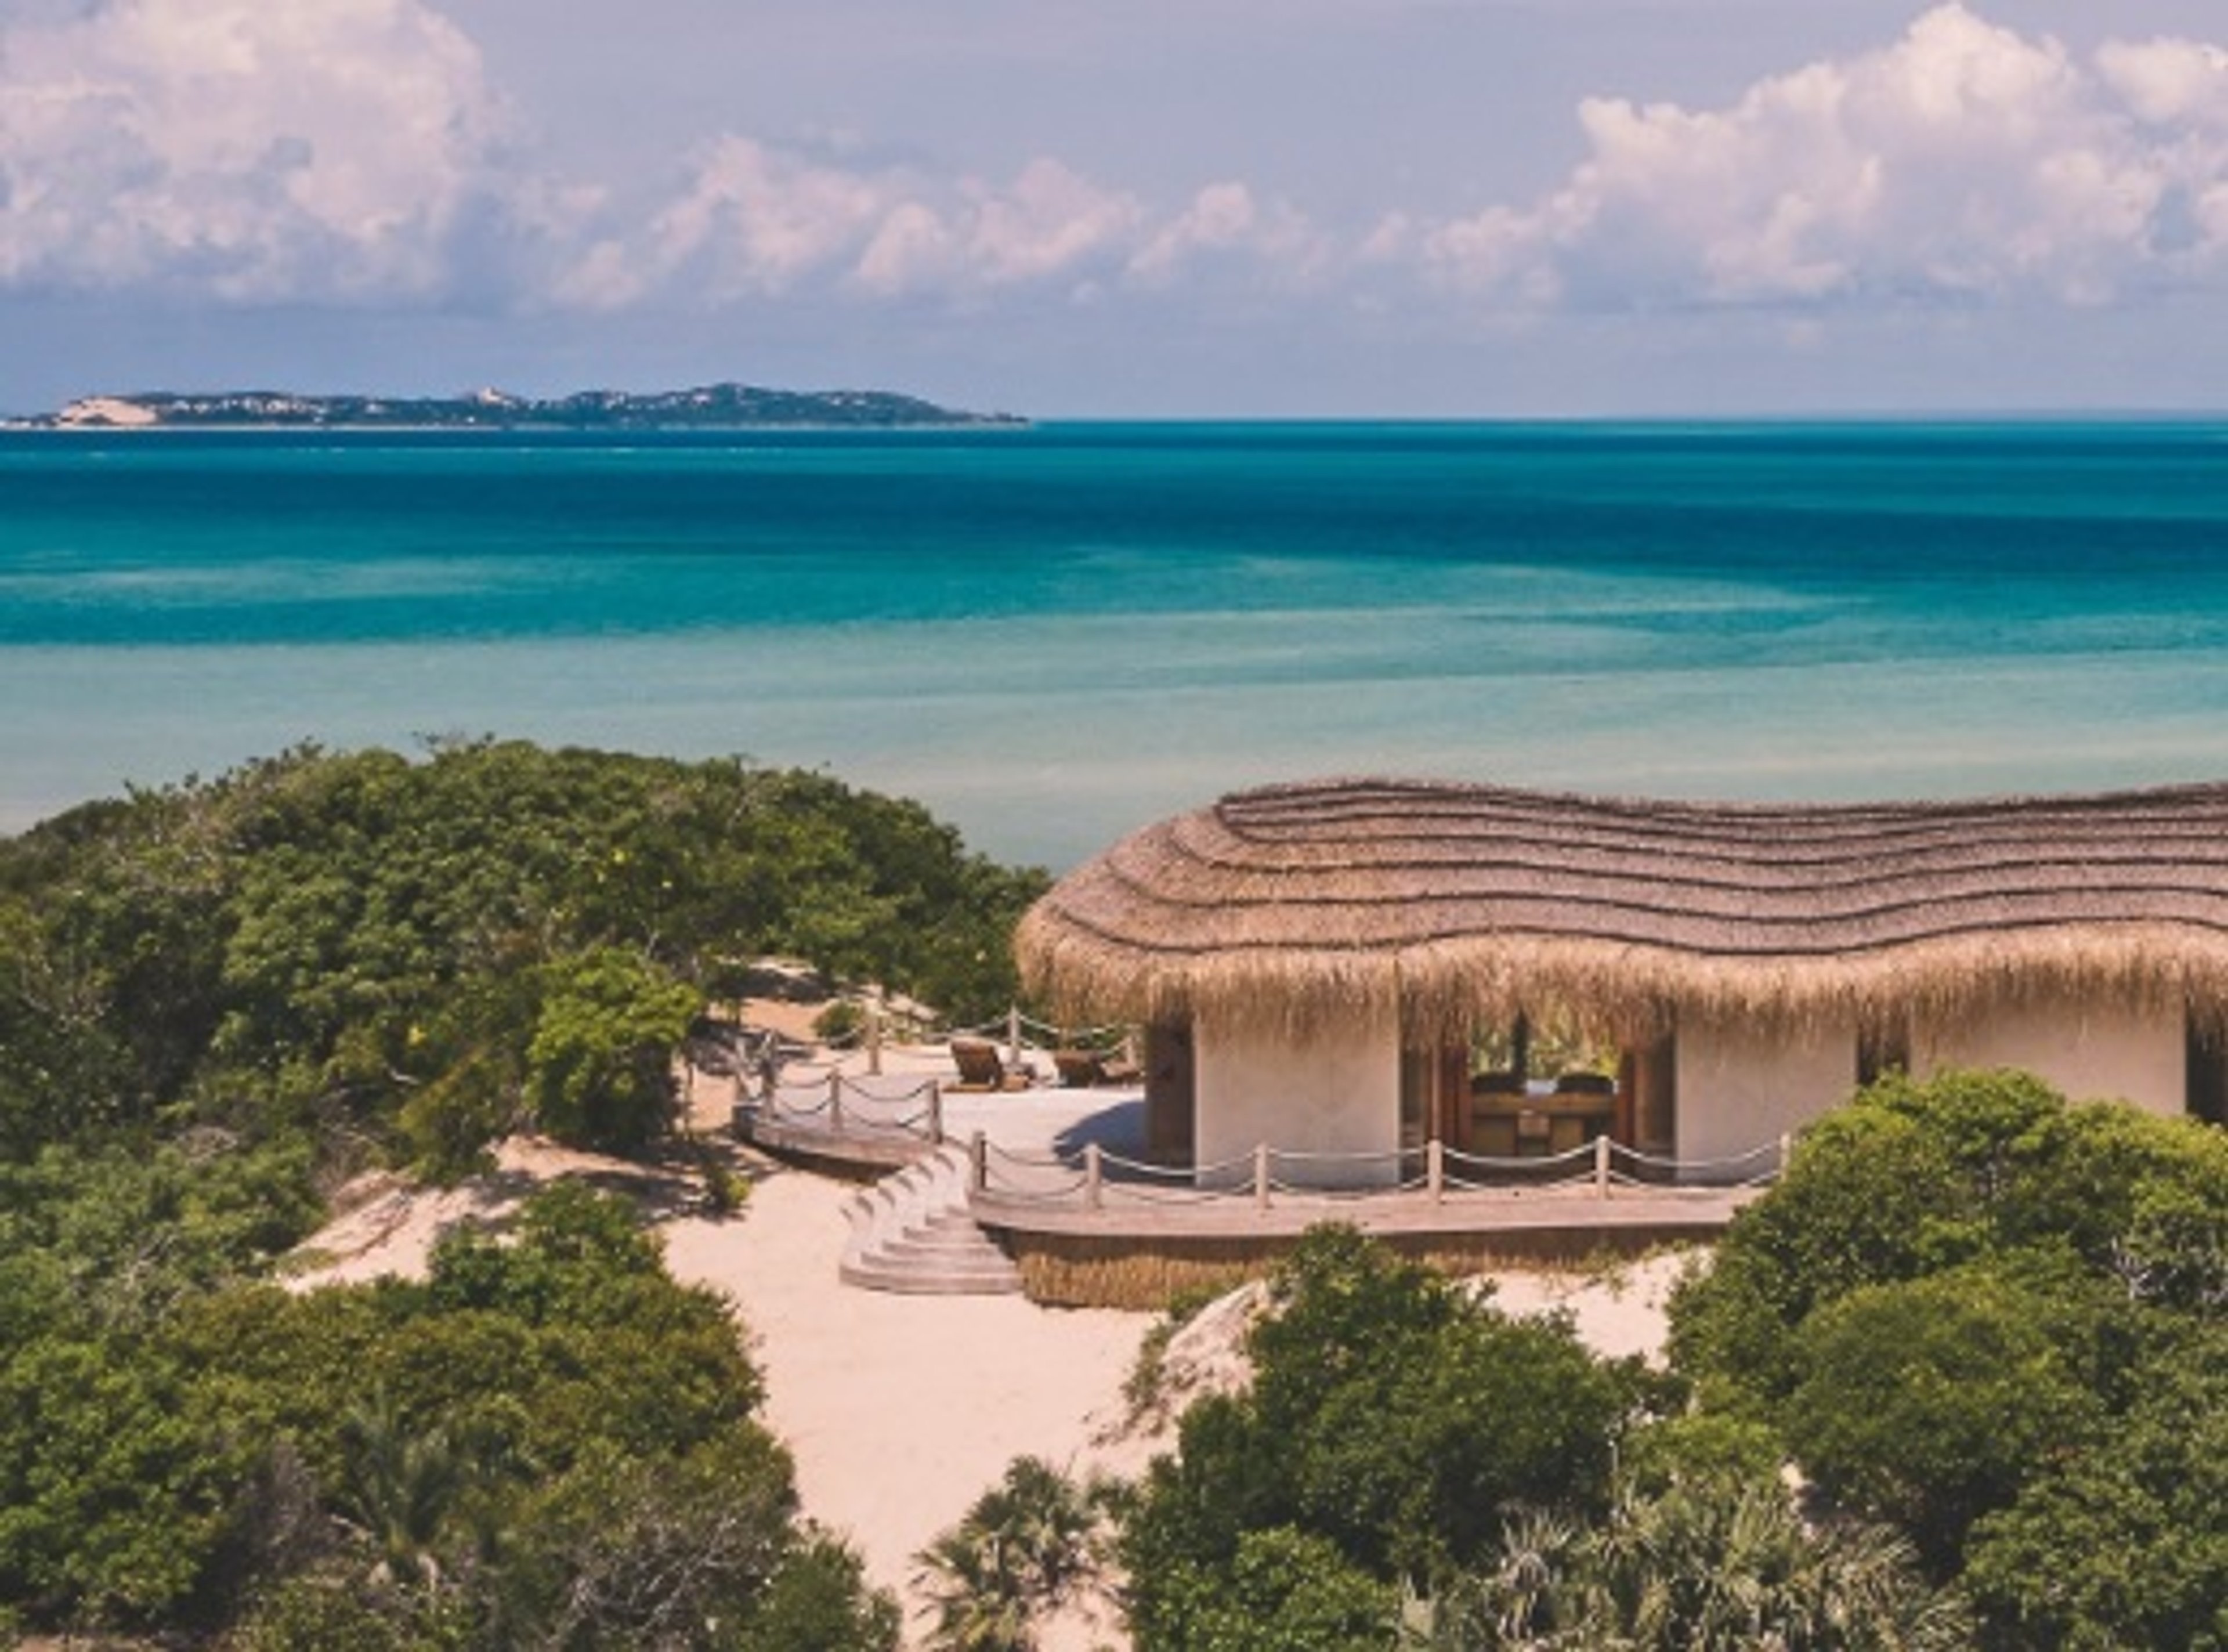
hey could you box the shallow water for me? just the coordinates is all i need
[8,421,2228,867]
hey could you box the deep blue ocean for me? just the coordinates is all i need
[8,421,2228,867]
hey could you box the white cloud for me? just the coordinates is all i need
[2097,37,2228,131]
[645,136,900,299]
[562,143,1293,307]
[0,0,514,299]
[556,145,1144,305]
[1129,181,1323,285]
[1424,3,2228,312]
[12,0,2227,337]
[964,158,1142,285]
[854,201,959,296]
[0,1,1309,316]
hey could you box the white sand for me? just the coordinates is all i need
[1477,1250,1693,1364]
[291,1138,1158,1631]
[292,1111,1688,1645]
[664,1173,1158,1611]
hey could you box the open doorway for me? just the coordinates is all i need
[1404,1014,1663,1158]
[2187,1013,2227,1126]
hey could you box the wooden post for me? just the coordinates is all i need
[1007,1004,1024,1073]
[1085,1141,1104,1210]
[1777,1132,1793,1180]
[867,998,884,1077]
[1427,1137,1445,1203]
[1254,1143,1271,1212]
[927,1082,944,1145]
[970,1129,989,1194]
[1594,1132,1611,1199]
[827,1071,844,1134]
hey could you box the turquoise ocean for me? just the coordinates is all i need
[8,421,2228,869]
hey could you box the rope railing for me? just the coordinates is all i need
[763,1085,836,1119]
[1097,1148,1249,1183]
[1096,1179,1242,1208]
[1444,1141,1596,1174]
[947,1014,1017,1041]
[1441,1141,1599,1194]
[835,1076,940,1104]
[1269,1173,1437,1201]
[737,1071,950,1150]
[728,1002,1139,1050]
[975,1140,1093,1203]
[965,1131,1790,1217]
[973,1171,1093,1205]
[981,1141,1080,1173]
[726,1004,1145,1096]
[1607,1138,1782,1175]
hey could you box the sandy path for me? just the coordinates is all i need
[661,1169,1155,1606]
[292,1105,1690,1645]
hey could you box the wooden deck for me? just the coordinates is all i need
[733,1105,931,1177]
[973,1178,1759,1305]
[970,1181,1757,1244]
[736,1086,1767,1268]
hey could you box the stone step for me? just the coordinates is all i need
[837,1143,1022,1297]
[856,1237,1013,1273]
[922,1195,993,1221]
[838,1256,1026,1295]
[891,1220,1004,1251]
[878,1235,1010,1268]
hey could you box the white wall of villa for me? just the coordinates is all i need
[1193,1008,1402,1187]
[1178,991,2191,1194]
[1676,1011,1857,1164]
[1915,996,2184,1115]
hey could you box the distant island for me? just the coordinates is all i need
[12,382,1025,431]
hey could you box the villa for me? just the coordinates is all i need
[1018,777,2228,1186]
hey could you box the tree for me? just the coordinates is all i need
[1783,1259,2111,1574]
[1960,1318,2228,1651]
[1409,1474,1966,1651]
[525,947,699,1152]
[1670,1069,2228,1409]
[331,1396,475,1594]
[736,1536,900,1652]
[915,1456,1119,1651]
[2,741,1050,1175]
[1665,1069,2228,1647]
[1142,1527,1397,1652]
[1122,1227,1636,1649]
[492,1429,800,1650]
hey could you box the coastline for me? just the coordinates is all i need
[0,419,1032,433]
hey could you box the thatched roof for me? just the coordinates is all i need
[1017,778,2228,1036]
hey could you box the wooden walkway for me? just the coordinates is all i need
[731,1052,1781,1271]
[970,1180,1757,1244]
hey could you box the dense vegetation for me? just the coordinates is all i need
[1672,1068,2227,1650]
[1,1175,898,1646]
[971,1072,2222,1651]
[0,739,1045,1174]
[1112,1227,1959,1652]
[0,741,1045,1646]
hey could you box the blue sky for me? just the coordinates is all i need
[3,0,2228,415]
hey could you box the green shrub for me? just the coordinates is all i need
[1123,1226,1637,1647]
